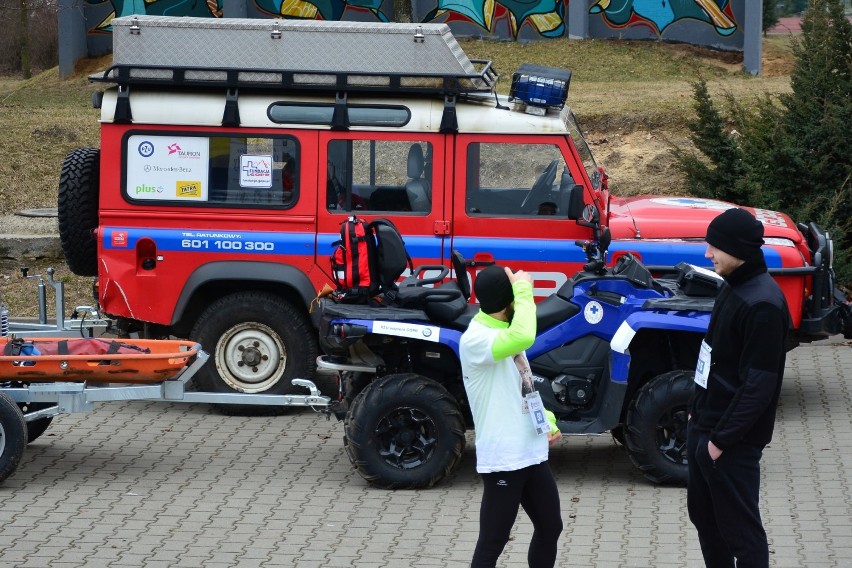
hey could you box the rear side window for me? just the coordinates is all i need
[124,133,299,207]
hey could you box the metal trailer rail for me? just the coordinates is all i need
[0,347,334,483]
[3,267,111,339]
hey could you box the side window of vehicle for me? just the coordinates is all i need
[327,139,432,214]
[125,133,298,207]
[209,136,298,206]
[465,143,573,217]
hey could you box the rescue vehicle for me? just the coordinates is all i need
[57,15,850,402]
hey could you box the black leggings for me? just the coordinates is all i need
[472,461,563,568]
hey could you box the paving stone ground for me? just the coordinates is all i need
[2,341,852,567]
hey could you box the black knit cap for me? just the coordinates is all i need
[706,208,765,261]
[474,265,514,314]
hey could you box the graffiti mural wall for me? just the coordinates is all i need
[79,0,744,55]
[588,0,743,49]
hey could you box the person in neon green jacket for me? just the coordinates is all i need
[460,265,563,568]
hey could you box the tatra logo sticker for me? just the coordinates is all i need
[176,181,202,198]
[584,301,604,324]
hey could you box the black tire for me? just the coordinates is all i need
[344,373,466,489]
[624,370,692,485]
[18,402,54,444]
[190,291,318,415]
[0,393,27,483]
[58,148,100,277]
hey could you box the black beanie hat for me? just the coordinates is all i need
[475,265,514,314]
[706,208,764,261]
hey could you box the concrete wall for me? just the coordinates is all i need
[60,0,761,76]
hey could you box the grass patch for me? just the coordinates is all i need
[0,68,101,215]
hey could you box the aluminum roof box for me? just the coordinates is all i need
[99,15,495,95]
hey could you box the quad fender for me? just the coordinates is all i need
[609,311,710,383]
[171,262,317,326]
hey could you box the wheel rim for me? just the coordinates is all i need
[374,406,438,470]
[0,422,5,456]
[215,323,286,393]
[657,405,689,465]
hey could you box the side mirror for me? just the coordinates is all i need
[581,203,599,225]
[567,184,585,220]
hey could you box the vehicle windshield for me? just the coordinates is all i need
[565,111,601,191]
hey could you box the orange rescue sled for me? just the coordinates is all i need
[0,337,198,383]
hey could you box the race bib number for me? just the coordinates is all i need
[694,340,711,389]
[525,392,550,436]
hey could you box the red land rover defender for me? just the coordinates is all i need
[58,16,850,402]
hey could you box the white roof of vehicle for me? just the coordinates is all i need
[98,88,573,135]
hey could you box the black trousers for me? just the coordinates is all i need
[687,424,768,568]
[471,461,563,568]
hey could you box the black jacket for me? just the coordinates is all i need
[690,257,789,450]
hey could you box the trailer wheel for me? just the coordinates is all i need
[190,291,317,415]
[18,402,54,444]
[344,373,466,489]
[624,370,692,486]
[0,393,27,483]
[58,148,100,277]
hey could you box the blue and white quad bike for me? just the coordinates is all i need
[317,222,719,490]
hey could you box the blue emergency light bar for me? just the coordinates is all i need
[509,63,572,110]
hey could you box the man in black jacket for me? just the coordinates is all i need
[687,207,789,568]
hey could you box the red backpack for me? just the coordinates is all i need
[330,216,412,303]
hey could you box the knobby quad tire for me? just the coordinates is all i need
[0,393,27,483]
[190,291,318,416]
[624,369,692,486]
[344,373,466,489]
[58,148,100,277]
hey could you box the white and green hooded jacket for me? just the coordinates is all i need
[460,280,558,474]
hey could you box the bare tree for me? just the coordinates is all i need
[0,0,58,77]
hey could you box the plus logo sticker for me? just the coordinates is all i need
[584,301,604,324]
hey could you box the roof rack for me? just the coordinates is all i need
[92,16,500,131]
[90,60,497,96]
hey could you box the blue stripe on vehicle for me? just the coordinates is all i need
[448,237,784,269]
[449,237,587,263]
[102,228,315,255]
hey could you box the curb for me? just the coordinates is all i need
[0,234,63,261]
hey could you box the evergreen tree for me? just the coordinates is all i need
[763,0,780,34]
[671,80,748,203]
[674,0,852,281]
[775,0,852,216]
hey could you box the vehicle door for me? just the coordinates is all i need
[316,131,448,283]
[450,134,595,300]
